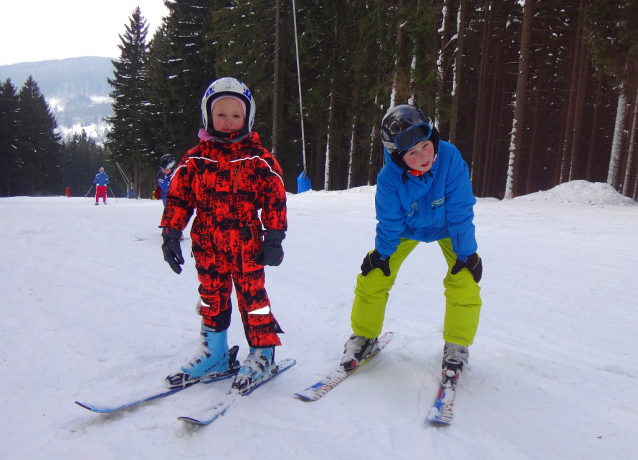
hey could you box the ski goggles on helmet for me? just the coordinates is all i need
[393,122,432,151]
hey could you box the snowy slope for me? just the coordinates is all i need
[1,181,637,460]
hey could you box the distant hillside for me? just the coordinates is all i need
[0,57,114,139]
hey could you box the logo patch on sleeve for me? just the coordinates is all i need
[431,197,445,209]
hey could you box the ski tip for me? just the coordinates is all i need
[74,401,112,413]
[74,401,92,411]
[293,392,317,402]
[428,416,452,425]
[177,416,204,425]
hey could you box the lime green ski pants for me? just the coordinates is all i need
[350,237,482,347]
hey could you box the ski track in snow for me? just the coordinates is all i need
[1,180,637,460]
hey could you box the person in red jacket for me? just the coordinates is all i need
[160,77,287,394]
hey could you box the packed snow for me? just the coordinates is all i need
[1,181,637,460]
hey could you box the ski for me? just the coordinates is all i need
[427,372,459,424]
[75,346,241,414]
[178,358,296,425]
[294,331,393,402]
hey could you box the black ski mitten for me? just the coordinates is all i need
[256,229,285,266]
[450,252,482,283]
[161,227,184,274]
[361,250,391,277]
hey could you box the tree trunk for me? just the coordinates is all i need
[471,0,494,194]
[622,88,638,196]
[347,87,359,189]
[525,30,548,195]
[553,75,571,187]
[323,79,335,190]
[568,5,589,181]
[449,0,467,144]
[133,163,140,199]
[392,0,410,106]
[558,3,584,184]
[436,0,453,127]
[585,73,604,181]
[504,0,534,199]
[608,89,628,189]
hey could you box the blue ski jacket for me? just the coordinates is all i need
[157,169,175,206]
[374,140,477,260]
[93,172,109,186]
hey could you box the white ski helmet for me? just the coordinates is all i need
[201,77,256,137]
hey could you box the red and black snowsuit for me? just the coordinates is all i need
[160,132,287,348]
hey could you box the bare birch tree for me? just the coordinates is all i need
[504,0,533,199]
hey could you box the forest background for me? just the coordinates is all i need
[1,0,637,201]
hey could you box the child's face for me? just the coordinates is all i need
[403,140,436,172]
[212,97,246,134]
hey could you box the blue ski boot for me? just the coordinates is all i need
[166,326,240,389]
[231,347,275,394]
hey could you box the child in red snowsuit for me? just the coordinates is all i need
[160,78,287,393]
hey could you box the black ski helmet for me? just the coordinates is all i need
[381,104,439,169]
[159,154,176,170]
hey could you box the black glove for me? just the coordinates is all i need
[161,227,184,274]
[256,229,285,266]
[451,252,482,283]
[361,250,391,276]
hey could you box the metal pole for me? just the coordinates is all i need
[107,185,119,203]
[115,162,131,198]
[84,185,94,198]
[291,0,307,174]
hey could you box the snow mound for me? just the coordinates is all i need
[515,180,637,206]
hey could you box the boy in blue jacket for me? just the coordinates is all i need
[340,104,483,387]
[156,154,176,206]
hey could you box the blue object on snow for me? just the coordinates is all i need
[297,171,311,194]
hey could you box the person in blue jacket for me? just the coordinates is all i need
[93,167,109,205]
[156,154,176,206]
[340,104,483,388]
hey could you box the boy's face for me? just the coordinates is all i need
[212,97,246,134]
[403,140,436,172]
[162,167,172,175]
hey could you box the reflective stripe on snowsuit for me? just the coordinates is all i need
[351,237,481,347]
[160,132,287,348]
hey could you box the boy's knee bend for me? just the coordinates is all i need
[201,308,232,331]
[198,295,232,317]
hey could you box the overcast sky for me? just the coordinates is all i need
[0,1,169,66]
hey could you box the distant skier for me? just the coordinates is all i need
[338,105,483,392]
[160,77,288,394]
[155,154,176,205]
[93,167,109,205]
[65,187,70,197]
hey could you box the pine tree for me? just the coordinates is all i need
[106,7,152,198]
[159,0,222,155]
[583,0,638,194]
[147,23,174,158]
[0,79,20,196]
[17,76,62,196]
